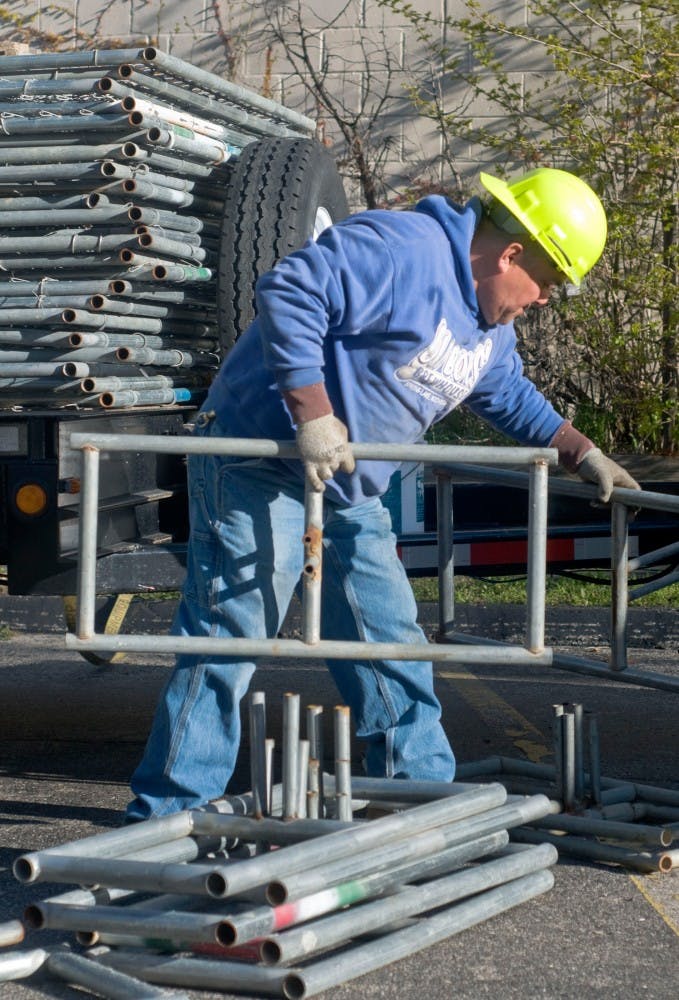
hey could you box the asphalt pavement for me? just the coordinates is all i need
[1,594,678,999]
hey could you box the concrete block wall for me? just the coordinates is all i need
[0,0,562,206]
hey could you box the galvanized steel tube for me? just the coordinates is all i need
[100,388,193,408]
[119,141,214,178]
[297,739,310,820]
[13,808,195,882]
[137,232,211,264]
[115,347,216,367]
[75,444,99,640]
[198,785,508,899]
[0,278,119,297]
[152,264,213,283]
[0,50,144,72]
[282,869,555,999]
[610,501,629,670]
[511,827,673,873]
[436,470,455,637]
[0,948,49,983]
[0,111,131,136]
[249,691,268,819]
[127,205,205,232]
[114,65,296,138]
[0,919,24,947]
[45,950,187,1000]
[629,538,679,572]
[67,433,557,468]
[324,775,481,803]
[333,706,353,822]
[562,709,576,811]
[261,838,549,967]
[526,460,548,652]
[261,834,509,964]
[13,853,222,896]
[267,795,551,905]
[0,206,131,228]
[307,758,321,820]
[66,631,553,665]
[32,901,228,948]
[0,76,106,97]
[586,710,602,805]
[224,831,514,947]
[141,47,314,134]
[528,812,674,847]
[282,692,301,820]
[552,704,564,802]
[145,124,230,164]
[306,705,324,765]
[302,482,323,644]
[94,950,291,997]
[572,702,585,804]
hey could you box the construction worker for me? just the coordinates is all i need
[126,166,639,820]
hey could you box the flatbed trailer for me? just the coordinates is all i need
[0,49,348,597]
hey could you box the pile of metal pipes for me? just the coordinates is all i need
[0,47,313,411]
[456,704,679,874]
[0,692,557,998]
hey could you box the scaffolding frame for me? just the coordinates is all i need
[435,463,679,693]
[64,432,556,670]
[64,431,679,692]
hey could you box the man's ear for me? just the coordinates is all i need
[499,240,525,273]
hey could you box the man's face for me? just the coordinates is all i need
[477,242,566,326]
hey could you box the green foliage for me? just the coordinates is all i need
[379,0,678,455]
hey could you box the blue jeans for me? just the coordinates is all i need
[127,417,455,820]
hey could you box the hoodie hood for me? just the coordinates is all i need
[414,194,484,324]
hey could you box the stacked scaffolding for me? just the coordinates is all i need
[0,47,314,411]
[457,703,679,874]
[0,694,557,997]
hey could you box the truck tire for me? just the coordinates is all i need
[217,137,349,351]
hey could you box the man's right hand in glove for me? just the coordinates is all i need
[296,413,355,491]
[283,382,355,492]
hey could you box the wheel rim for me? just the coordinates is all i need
[313,206,334,240]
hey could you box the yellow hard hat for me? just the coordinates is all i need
[480,167,607,285]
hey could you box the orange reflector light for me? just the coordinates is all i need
[15,483,48,516]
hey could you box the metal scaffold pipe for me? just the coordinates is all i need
[141,47,315,134]
[0,50,145,73]
[110,67,297,139]
[0,76,106,97]
[99,158,200,190]
[45,951,188,1000]
[261,840,552,968]
[266,795,552,906]
[281,870,555,999]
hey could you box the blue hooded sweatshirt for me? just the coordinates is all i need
[203,195,565,505]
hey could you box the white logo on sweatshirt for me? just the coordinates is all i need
[395,318,492,408]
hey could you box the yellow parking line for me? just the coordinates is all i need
[630,875,679,937]
[438,664,550,763]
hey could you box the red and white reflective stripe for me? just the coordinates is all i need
[397,535,639,571]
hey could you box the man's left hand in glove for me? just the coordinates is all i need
[550,420,640,503]
[576,448,641,503]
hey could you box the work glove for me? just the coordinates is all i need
[296,412,356,491]
[576,448,641,503]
